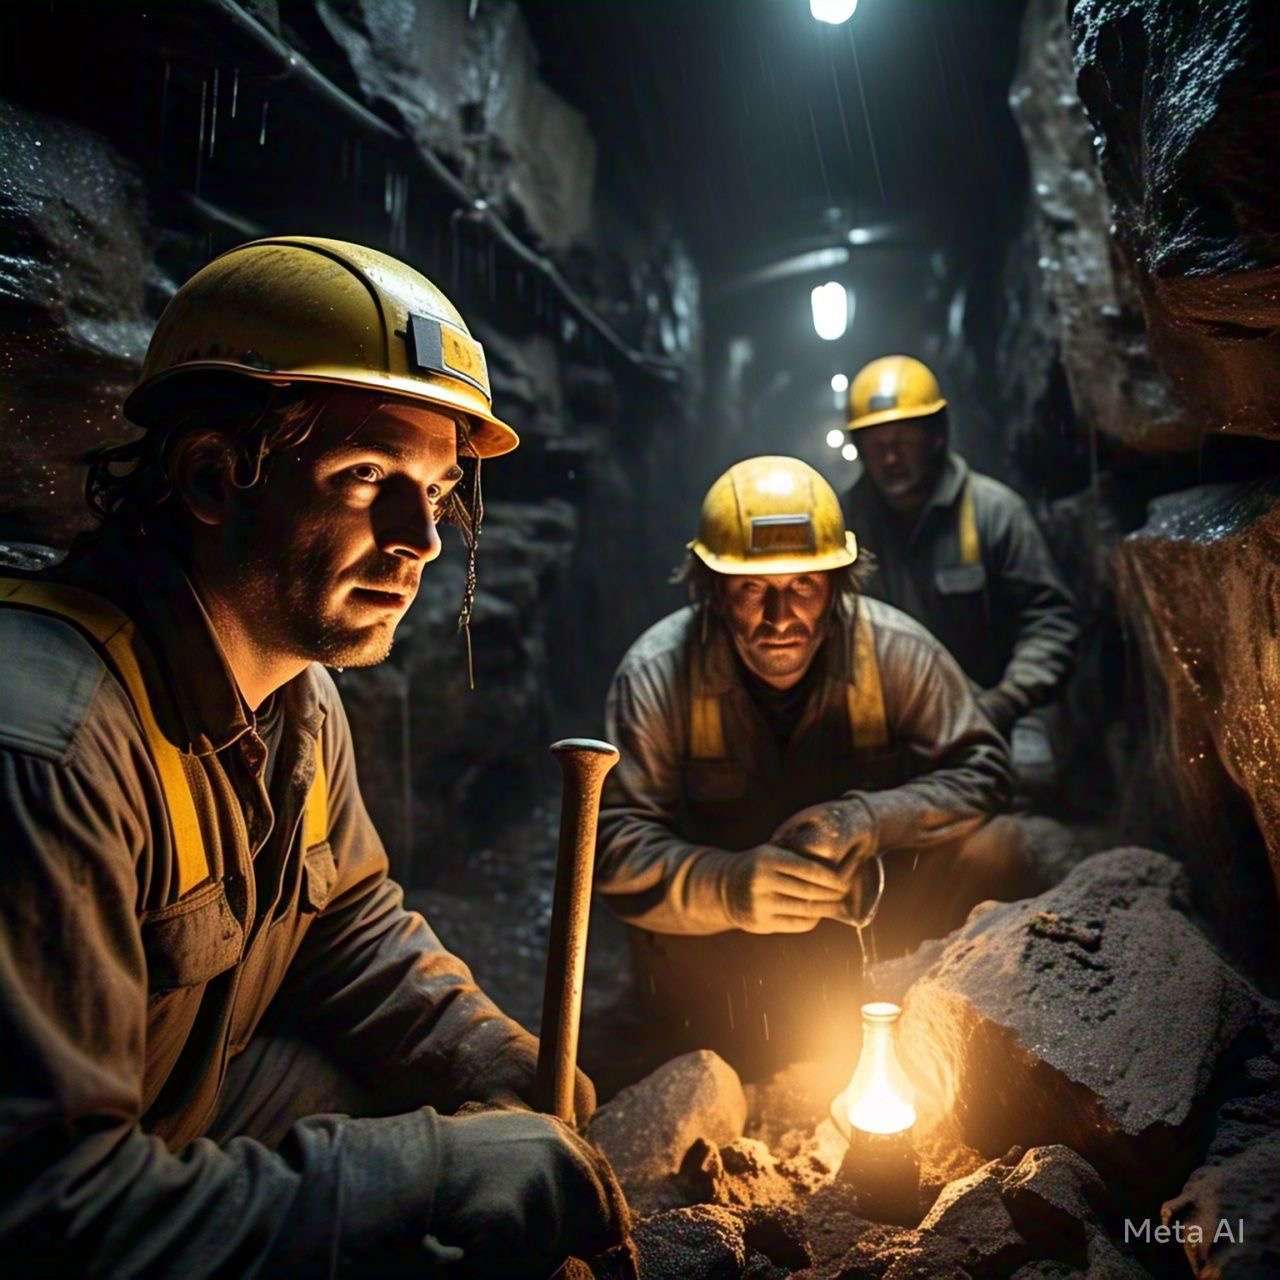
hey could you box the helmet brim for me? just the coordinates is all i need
[849,398,947,433]
[687,531,858,576]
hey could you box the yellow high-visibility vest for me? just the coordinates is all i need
[0,577,327,896]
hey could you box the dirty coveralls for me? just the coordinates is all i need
[0,532,546,1275]
[593,593,1019,1083]
[842,453,1079,780]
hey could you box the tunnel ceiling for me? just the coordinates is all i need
[521,0,1030,288]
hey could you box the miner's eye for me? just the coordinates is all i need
[347,463,383,484]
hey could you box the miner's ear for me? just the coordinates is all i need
[168,430,238,527]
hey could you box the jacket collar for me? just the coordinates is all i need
[62,528,324,755]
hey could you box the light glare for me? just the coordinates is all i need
[826,428,845,449]
[811,281,848,341]
[831,373,849,393]
[810,0,858,25]
[841,442,858,462]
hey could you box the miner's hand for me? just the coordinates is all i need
[468,1027,598,1126]
[771,797,879,873]
[722,843,852,934]
[423,1109,630,1276]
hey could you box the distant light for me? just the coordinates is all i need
[826,428,845,449]
[811,0,858,24]
[811,281,848,341]
[831,373,849,393]
[848,227,873,246]
[841,442,859,462]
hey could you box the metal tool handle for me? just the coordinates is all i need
[535,738,620,1124]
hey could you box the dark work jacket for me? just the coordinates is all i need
[0,531,539,1276]
[595,595,1011,1074]
[842,454,1079,721]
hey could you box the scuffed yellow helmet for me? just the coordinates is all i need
[689,456,858,575]
[848,354,946,431]
[124,236,518,459]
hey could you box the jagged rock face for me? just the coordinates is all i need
[1070,0,1280,441]
[311,0,596,251]
[0,101,155,543]
[1004,0,1190,462]
[1113,482,1280,975]
[895,848,1271,1208]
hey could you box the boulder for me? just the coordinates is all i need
[895,848,1265,1206]
[632,1205,808,1280]
[588,1051,748,1216]
[915,1160,1032,1276]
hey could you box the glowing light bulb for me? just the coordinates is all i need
[831,373,849,393]
[826,428,846,449]
[841,1002,916,1135]
[841,442,858,462]
[811,281,848,341]
[811,0,859,25]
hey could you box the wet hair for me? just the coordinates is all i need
[84,372,485,681]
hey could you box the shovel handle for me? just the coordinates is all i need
[536,738,619,1123]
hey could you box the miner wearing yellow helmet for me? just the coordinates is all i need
[591,455,1035,1085]
[841,356,1079,787]
[0,239,627,1275]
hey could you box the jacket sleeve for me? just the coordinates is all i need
[0,701,446,1278]
[594,657,738,936]
[984,493,1080,720]
[274,672,543,1115]
[853,621,1015,855]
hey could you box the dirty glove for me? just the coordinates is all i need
[423,1108,630,1277]
[976,685,1022,738]
[702,843,850,934]
[771,796,878,870]
[463,1023,598,1125]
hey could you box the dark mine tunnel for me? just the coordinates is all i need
[2,1,1279,1277]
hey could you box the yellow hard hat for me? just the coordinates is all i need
[847,354,946,431]
[689,456,858,575]
[124,236,518,458]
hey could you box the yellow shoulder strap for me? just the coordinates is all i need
[301,731,328,848]
[689,694,726,760]
[0,577,210,896]
[847,604,889,750]
[958,479,980,566]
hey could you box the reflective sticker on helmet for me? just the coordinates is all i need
[867,393,898,411]
[407,314,490,395]
[749,514,815,554]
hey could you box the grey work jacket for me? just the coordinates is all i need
[595,595,1011,1070]
[842,454,1079,720]
[0,532,535,1276]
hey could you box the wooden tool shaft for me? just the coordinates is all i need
[536,738,619,1123]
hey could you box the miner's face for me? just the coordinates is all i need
[226,394,463,669]
[719,570,835,690]
[856,418,945,512]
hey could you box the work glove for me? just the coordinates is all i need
[423,1108,630,1277]
[976,685,1022,738]
[464,1023,598,1126]
[771,795,878,869]
[714,842,852,934]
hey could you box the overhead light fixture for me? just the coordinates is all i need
[811,0,859,25]
[811,281,849,341]
[831,373,849,393]
[826,428,846,449]
[841,442,858,462]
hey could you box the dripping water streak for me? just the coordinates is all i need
[195,77,207,192]
[209,68,219,158]
[230,68,238,118]
[259,98,269,146]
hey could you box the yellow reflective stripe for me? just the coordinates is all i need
[958,480,980,566]
[0,577,210,896]
[302,733,328,849]
[689,694,725,760]
[848,606,888,750]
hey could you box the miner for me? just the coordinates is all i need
[593,456,1034,1081]
[0,237,626,1275]
[840,356,1078,788]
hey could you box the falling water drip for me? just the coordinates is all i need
[259,98,269,146]
[195,77,207,192]
[209,68,218,158]
[230,68,238,118]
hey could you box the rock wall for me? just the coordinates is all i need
[0,0,701,883]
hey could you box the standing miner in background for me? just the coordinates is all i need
[592,456,1036,1084]
[840,356,1079,791]
[0,237,628,1277]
